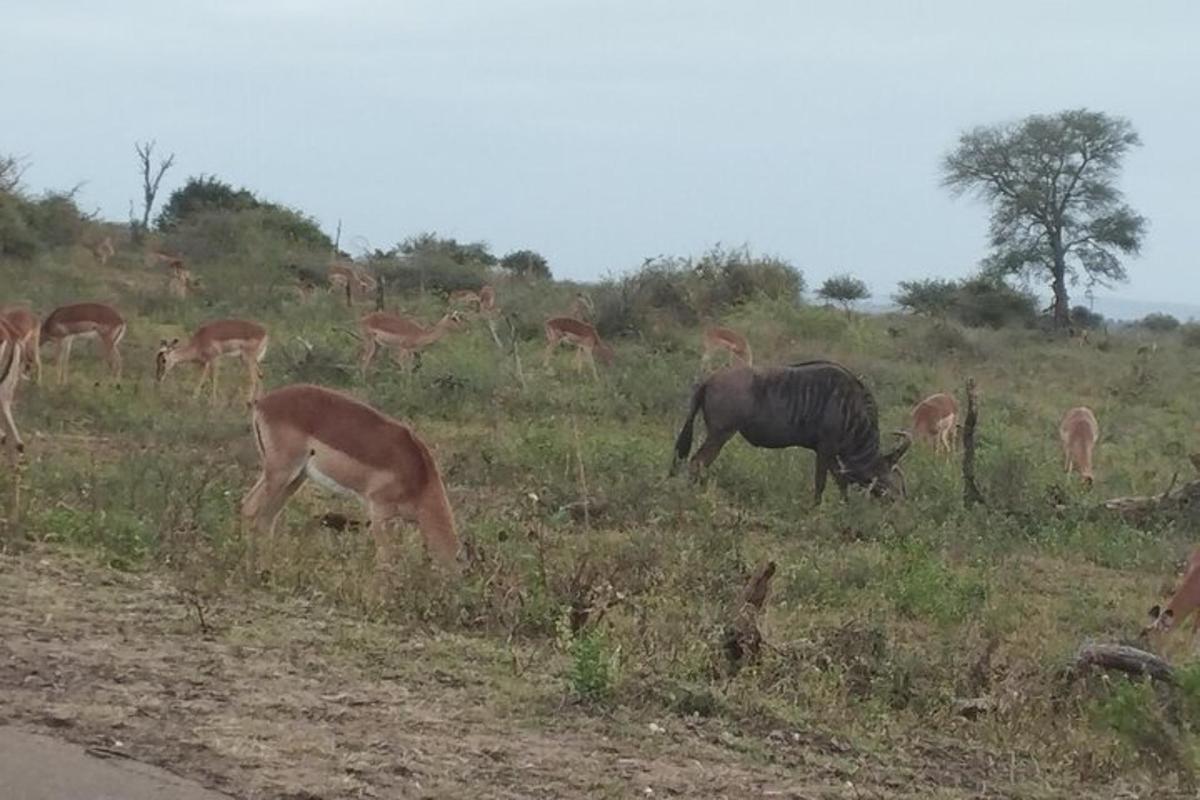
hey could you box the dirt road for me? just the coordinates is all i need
[0,726,230,799]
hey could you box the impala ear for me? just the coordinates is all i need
[171,338,180,346]
[1148,605,1163,620]
[159,339,168,347]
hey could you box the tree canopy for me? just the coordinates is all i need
[817,274,869,316]
[500,249,552,279]
[942,109,1145,328]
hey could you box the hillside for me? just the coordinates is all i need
[3,242,1200,798]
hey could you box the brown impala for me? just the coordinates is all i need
[40,302,126,384]
[1145,547,1200,643]
[448,285,497,315]
[701,326,752,369]
[241,384,460,570]
[1059,406,1100,486]
[543,316,614,380]
[910,392,958,454]
[359,311,463,375]
[156,319,269,404]
[0,316,24,461]
[0,306,42,383]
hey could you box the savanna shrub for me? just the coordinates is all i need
[1179,323,1200,348]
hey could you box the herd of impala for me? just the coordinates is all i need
[0,248,1188,645]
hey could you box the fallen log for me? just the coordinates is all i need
[1101,479,1200,524]
[1071,641,1175,685]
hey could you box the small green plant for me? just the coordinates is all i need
[559,612,616,703]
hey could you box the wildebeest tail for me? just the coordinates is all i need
[672,381,707,470]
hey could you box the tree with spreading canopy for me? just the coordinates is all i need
[500,248,552,279]
[817,274,869,317]
[942,109,1145,329]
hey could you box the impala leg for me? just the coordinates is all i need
[210,358,222,405]
[241,461,307,571]
[543,336,560,369]
[0,397,23,464]
[58,337,73,385]
[193,362,212,398]
[585,347,599,381]
[360,337,377,376]
[104,336,123,380]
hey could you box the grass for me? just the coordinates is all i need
[4,245,1200,793]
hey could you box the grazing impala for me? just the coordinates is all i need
[448,285,497,315]
[0,317,24,461]
[701,326,752,369]
[567,292,594,321]
[543,316,614,380]
[359,311,463,375]
[1145,547,1200,642]
[87,236,116,266]
[910,392,958,454]
[241,384,460,569]
[166,262,200,298]
[147,250,185,270]
[0,306,41,383]
[156,319,269,404]
[40,302,126,384]
[329,262,376,302]
[1060,406,1100,485]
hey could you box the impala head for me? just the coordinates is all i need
[442,311,466,330]
[595,341,615,367]
[1144,604,1175,636]
[155,338,181,381]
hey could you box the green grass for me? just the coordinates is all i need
[4,245,1200,791]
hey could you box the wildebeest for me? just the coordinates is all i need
[671,360,911,501]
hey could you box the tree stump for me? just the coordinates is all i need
[962,377,985,507]
[721,560,776,673]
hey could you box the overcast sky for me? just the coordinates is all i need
[6,1,1198,308]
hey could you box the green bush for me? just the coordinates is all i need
[1180,323,1200,348]
[1140,313,1180,332]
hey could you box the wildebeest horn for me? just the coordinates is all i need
[886,430,912,464]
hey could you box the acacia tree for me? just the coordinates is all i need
[817,274,869,317]
[942,109,1145,328]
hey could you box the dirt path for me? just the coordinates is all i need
[0,548,1128,799]
[0,726,232,799]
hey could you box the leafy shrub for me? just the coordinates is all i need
[895,278,958,317]
[953,276,1037,328]
[158,175,331,250]
[1070,305,1105,329]
[1180,323,1200,348]
[1140,313,1180,332]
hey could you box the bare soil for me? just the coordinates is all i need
[0,547,1145,799]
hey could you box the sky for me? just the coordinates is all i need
[5,1,1199,312]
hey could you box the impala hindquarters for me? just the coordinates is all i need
[672,361,910,502]
[910,392,958,454]
[1060,406,1100,485]
[0,306,41,384]
[0,317,24,461]
[240,385,460,575]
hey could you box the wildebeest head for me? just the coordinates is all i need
[840,430,912,499]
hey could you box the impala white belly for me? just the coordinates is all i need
[305,460,356,496]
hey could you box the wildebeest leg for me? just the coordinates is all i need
[688,427,734,480]
[814,452,830,504]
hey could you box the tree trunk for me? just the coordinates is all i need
[1050,231,1071,329]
